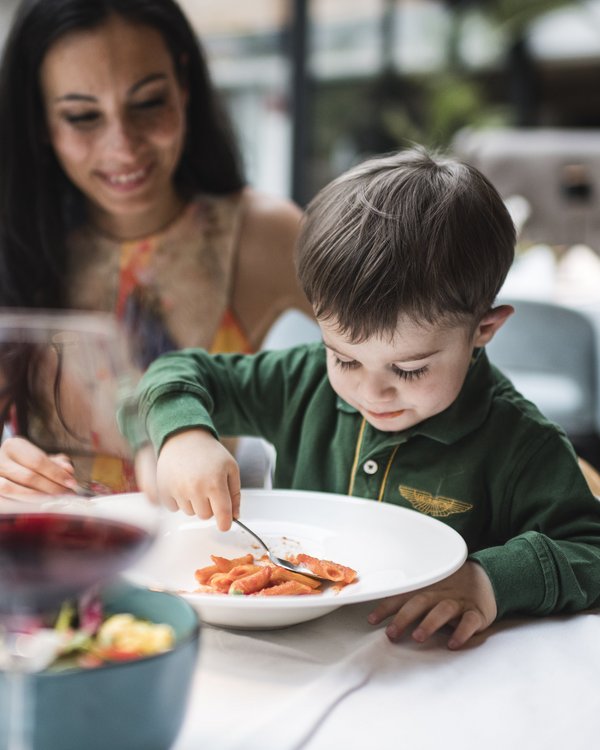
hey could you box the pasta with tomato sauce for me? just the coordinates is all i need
[194,553,357,596]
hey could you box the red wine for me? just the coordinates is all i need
[0,513,153,616]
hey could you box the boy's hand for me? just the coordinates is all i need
[133,443,159,504]
[367,561,497,649]
[155,429,241,531]
[0,436,78,497]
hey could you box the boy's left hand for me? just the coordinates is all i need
[367,561,497,649]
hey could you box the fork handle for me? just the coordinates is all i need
[232,519,268,552]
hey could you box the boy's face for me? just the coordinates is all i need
[320,311,507,433]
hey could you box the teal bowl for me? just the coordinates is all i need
[0,581,200,750]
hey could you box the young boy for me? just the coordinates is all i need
[126,148,600,649]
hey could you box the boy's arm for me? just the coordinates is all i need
[119,344,325,527]
[370,431,600,649]
[121,348,273,529]
[130,345,321,455]
[470,433,600,620]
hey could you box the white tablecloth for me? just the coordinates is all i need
[173,602,600,750]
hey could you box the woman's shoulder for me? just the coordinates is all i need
[241,186,302,217]
[192,188,300,245]
[229,187,312,346]
[235,188,307,285]
[234,188,304,275]
[238,187,303,247]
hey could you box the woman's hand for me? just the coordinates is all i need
[368,561,497,649]
[154,428,241,531]
[0,436,79,497]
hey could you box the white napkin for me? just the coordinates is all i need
[173,603,384,750]
[307,612,600,750]
[173,607,600,750]
[219,628,392,750]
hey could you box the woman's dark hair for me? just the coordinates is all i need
[297,147,516,342]
[0,0,245,309]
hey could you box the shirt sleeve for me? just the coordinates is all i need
[123,344,325,454]
[470,430,600,619]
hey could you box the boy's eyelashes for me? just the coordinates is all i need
[391,364,428,381]
[332,357,360,371]
[332,356,428,381]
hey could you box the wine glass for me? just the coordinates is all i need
[0,309,158,750]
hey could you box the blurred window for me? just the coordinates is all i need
[179,0,293,197]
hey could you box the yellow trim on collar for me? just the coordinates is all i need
[347,418,367,496]
[377,445,400,502]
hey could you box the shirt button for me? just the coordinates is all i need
[363,460,378,475]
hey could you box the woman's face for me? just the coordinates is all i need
[40,14,189,238]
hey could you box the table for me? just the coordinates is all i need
[172,602,600,750]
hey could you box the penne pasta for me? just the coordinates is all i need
[207,572,235,593]
[211,553,254,572]
[194,564,219,585]
[269,566,321,589]
[228,567,272,595]
[227,564,262,580]
[289,554,357,584]
[193,551,358,596]
[195,554,256,585]
[254,580,317,596]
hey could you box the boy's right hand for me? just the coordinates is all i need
[155,429,241,531]
[0,436,79,497]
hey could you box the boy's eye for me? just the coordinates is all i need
[391,365,428,381]
[333,356,359,371]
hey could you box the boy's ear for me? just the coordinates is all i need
[472,305,514,348]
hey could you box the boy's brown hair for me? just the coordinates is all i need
[296,147,516,341]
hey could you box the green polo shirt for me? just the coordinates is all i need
[130,343,600,620]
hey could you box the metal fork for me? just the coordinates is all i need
[232,519,328,582]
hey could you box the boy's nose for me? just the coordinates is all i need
[360,376,396,403]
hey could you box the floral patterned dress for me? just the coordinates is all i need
[24,193,253,492]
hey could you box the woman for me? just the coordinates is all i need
[0,0,311,496]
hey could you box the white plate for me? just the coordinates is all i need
[126,489,467,630]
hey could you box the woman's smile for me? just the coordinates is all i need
[99,164,153,191]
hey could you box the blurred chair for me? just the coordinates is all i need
[487,298,599,459]
[237,310,320,488]
[260,309,321,350]
[452,128,600,250]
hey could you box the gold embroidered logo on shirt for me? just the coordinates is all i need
[399,486,473,517]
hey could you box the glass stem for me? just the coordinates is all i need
[8,669,33,750]
[4,634,35,750]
